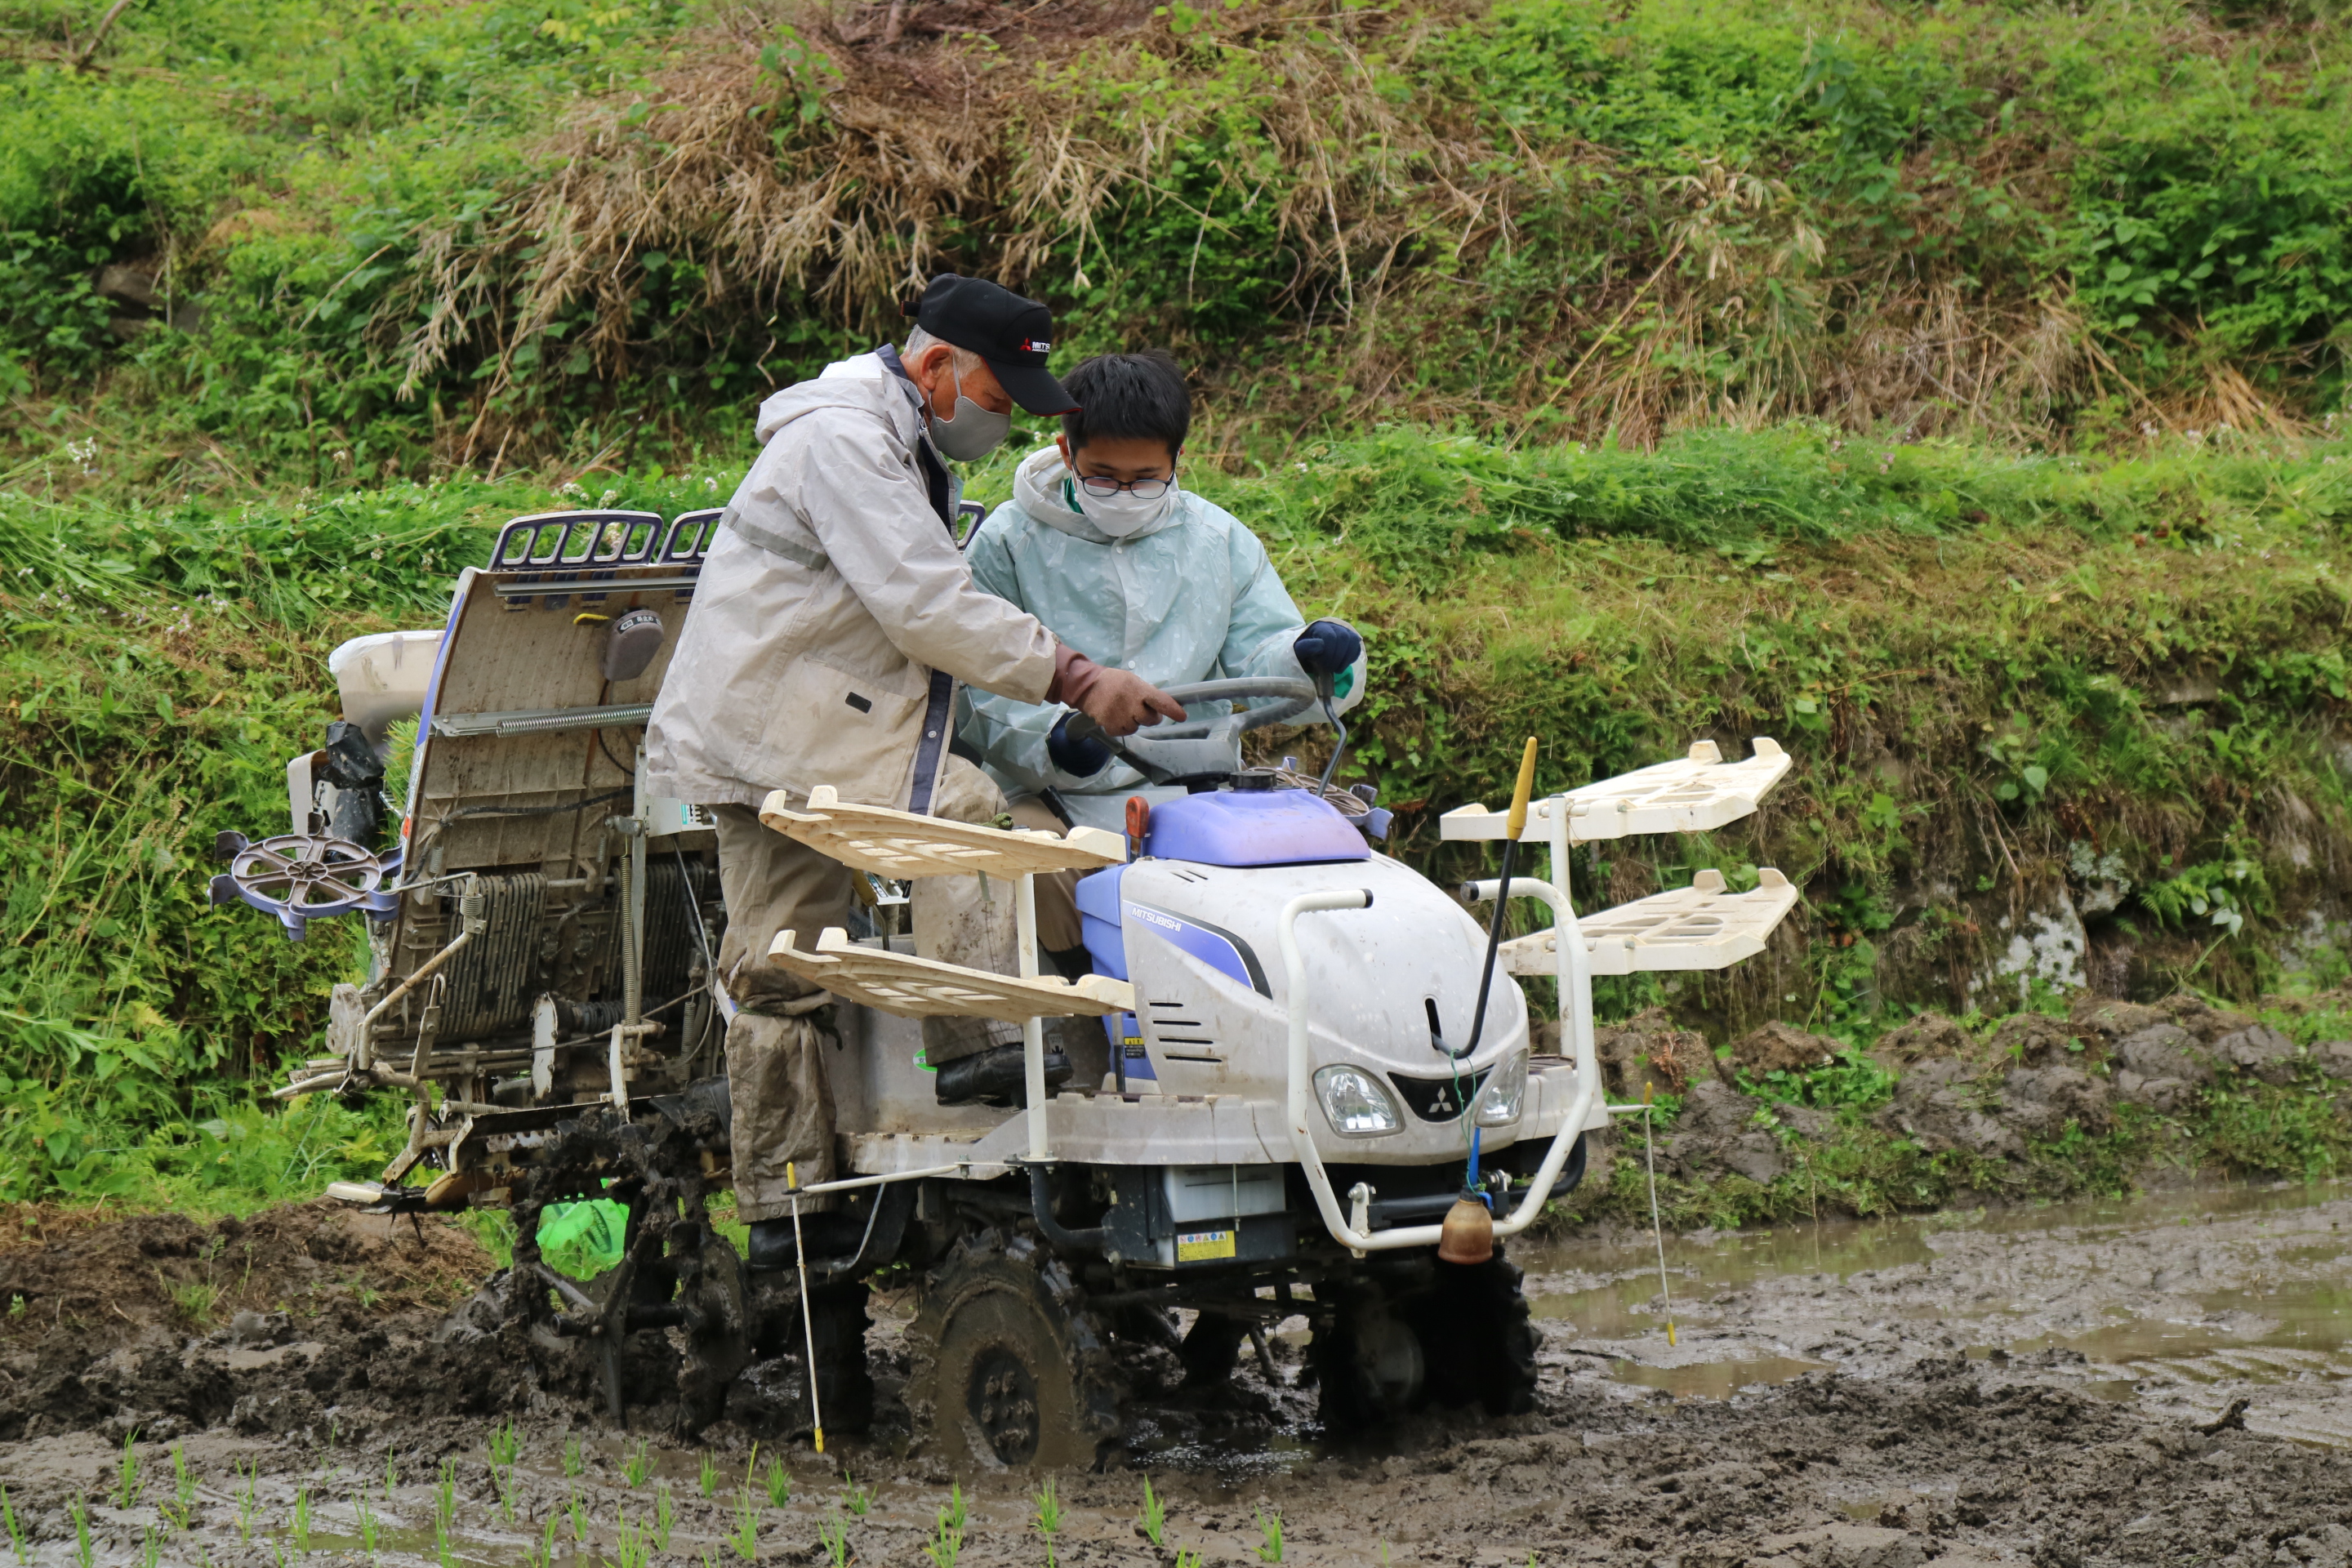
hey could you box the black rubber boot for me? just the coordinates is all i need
[933,1044,1072,1107]
[746,1213,866,1271]
[806,1281,875,1435]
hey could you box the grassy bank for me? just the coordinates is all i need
[2,423,2350,1209]
[4,0,2351,482]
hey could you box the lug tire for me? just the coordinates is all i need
[1310,1286,1426,1427]
[906,1232,1125,1471]
[1412,1252,1540,1415]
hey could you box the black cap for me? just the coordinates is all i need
[902,274,1076,416]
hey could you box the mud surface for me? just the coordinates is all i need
[3,1187,2351,1565]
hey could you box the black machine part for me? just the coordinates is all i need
[314,719,388,844]
[602,608,666,682]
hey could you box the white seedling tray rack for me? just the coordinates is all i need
[1438,737,1789,844]
[1500,866,1797,977]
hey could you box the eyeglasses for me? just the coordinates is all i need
[1075,474,1174,500]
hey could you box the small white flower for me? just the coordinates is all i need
[704,477,719,493]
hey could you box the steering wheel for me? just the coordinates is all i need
[1099,675,1330,742]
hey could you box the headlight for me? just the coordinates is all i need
[1474,1049,1529,1127]
[1314,1064,1402,1137]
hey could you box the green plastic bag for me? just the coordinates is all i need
[537,1198,628,1280]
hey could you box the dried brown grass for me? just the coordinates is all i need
[380,0,2252,461]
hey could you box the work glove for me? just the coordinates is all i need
[1046,710,1115,777]
[1293,618,1363,677]
[1048,646,1187,737]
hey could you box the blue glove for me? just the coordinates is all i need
[1046,710,1115,777]
[1294,618,1362,676]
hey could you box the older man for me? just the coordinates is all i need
[646,274,1180,1299]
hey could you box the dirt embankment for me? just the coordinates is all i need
[1588,989,2352,1196]
[0,1200,495,1444]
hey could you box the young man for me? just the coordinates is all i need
[957,350,1364,966]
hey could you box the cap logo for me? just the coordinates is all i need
[1019,338,1051,353]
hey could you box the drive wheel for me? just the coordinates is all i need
[907,1232,1124,1471]
[1310,1287,1425,1428]
[1412,1252,1539,1415]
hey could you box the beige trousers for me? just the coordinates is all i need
[713,758,1033,1221]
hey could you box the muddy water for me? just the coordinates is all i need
[8,1185,2352,1566]
[1520,1178,2352,1446]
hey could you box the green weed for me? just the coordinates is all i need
[1139,1477,1166,1548]
[383,1446,398,1499]
[626,1438,652,1488]
[568,1490,588,1543]
[652,1485,676,1552]
[238,1460,261,1539]
[167,1445,197,1530]
[1,1484,27,1566]
[925,1481,966,1568]
[489,1421,523,1520]
[291,1489,311,1556]
[1033,1476,1062,1567]
[354,1494,379,1559]
[818,1515,852,1567]
[615,1513,653,1568]
[71,1497,91,1568]
[764,1455,791,1508]
[434,1459,456,1532]
[730,1486,761,1561]
[563,1432,585,1478]
[1254,1505,1285,1562]
[139,1526,160,1568]
[699,1451,719,1498]
[116,1429,141,1508]
[525,1516,559,1568]
[840,1470,871,1516]
[1176,1553,1205,1568]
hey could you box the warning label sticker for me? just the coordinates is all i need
[1175,1228,1237,1263]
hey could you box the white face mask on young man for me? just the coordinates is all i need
[1065,473,1179,538]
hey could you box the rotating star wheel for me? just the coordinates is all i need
[209,830,390,940]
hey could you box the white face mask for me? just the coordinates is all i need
[925,361,1012,462]
[1064,474,1178,539]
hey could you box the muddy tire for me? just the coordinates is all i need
[1413,1253,1539,1415]
[1178,1310,1245,1387]
[906,1232,1125,1472]
[1311,1287,1426,1428]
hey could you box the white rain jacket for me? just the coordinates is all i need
[956,444,1315,798]
[645,351,1059,813]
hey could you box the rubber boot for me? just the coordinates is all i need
[806,1280,875,1435]
[933,1044,1072,1107]
[746,1213,866,1271]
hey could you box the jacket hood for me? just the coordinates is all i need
[1010,444,1187,545]
[754,351,916,444]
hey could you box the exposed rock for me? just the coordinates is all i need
[1985,1013,2090,1065]
[2157,994,2256,1045]
[1731,1020,1841,1076]
[2115,1023,2213,1086]
[1682,1078,1762,1134]
[1874,1057,2019,1158]
[1662,1080,1784,1183]
[2208,1024,2297,1084]
[2112,1071,2195,1114]
[2069,994,2166,1045]
[1999,1065,2112,1138]
[1594,1005,1713,1096]
[1870,1012,1972,1069]
[2310,1040,2352,1079]
[1770,1102,1836,1142]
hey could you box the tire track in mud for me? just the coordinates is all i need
[1,1189,2350,1566]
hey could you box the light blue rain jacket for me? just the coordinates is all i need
[956,444,1313,799]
